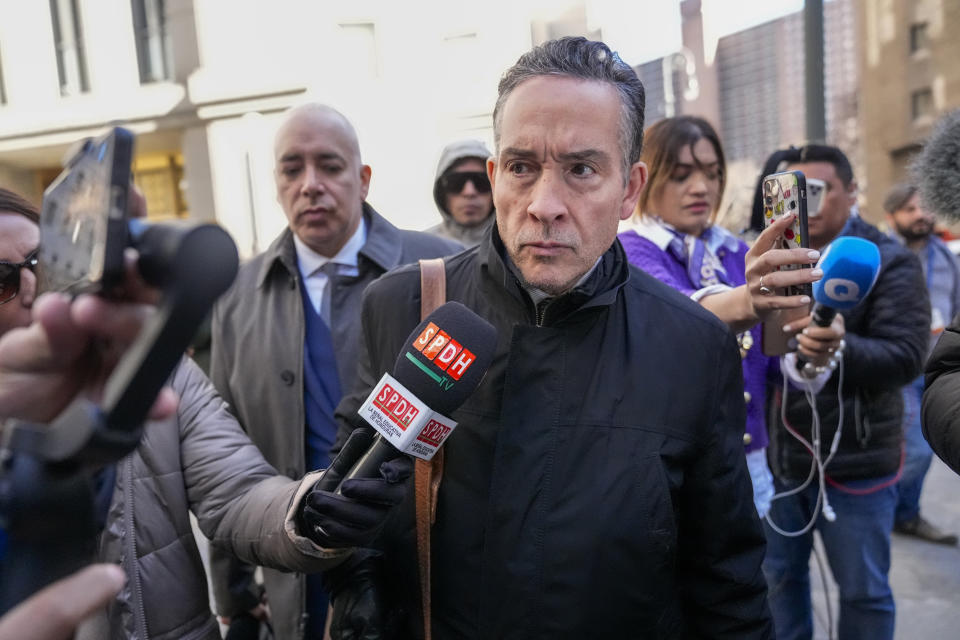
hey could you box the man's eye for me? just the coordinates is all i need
[282,166,301,177]
[323,164,344,175]
[509,162,531,176]
[571,164,595,177]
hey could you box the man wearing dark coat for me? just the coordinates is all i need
[324,37,773,640]
[208,104,460,639]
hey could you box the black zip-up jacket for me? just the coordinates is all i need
[769,215,929,482]
[923,315,960,475]
[332,228,772,639]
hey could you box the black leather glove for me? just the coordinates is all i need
[326,555,391,640]
[300,428,413,548]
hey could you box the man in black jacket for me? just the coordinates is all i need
[762,145,929,640]
[325,37,773,639]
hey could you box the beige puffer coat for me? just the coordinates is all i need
[78,358,344,640]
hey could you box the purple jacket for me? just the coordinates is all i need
[618,220,771,453]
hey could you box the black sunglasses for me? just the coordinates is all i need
[440,171,491,195]
[0,249,39,305]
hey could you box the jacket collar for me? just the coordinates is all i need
[478,225,630,322]
[257,202,404,287]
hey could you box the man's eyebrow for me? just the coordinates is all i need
[558,149,610,163]
[500,147,539,160]
[278,151,346,163]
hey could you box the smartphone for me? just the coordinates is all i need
[39,127,134,296]
[806,177,826,218]
[761,170,812,355]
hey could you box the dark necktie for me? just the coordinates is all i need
[319,262,338,327]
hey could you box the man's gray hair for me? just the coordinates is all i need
[492,37,646,178]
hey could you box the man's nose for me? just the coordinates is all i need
[461,178,479,196]
[526,173,566,223]
[19,268,36,308]
[300,165,324,196]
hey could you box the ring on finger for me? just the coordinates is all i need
[758,275,774,296]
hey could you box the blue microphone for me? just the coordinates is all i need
[797,236,881,371]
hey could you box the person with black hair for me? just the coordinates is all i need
[758,145,929,640]
[324,37,773,640]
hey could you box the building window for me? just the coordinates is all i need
[49,0,89,96]
[909,22,929,54]
[911,87,933,121]
[131,0,172,83]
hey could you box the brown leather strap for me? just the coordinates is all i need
[415,258,446,640]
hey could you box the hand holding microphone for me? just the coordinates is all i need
[794,236,881,377]
[300,302,497,548]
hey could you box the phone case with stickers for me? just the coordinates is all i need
[761,170,812,355]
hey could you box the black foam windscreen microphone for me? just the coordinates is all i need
[911,108,960,222]
[332,301,497,487]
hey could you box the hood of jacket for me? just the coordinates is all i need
[430,139,495,247]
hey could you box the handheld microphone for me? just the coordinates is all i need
[334,301,497,488]
[796,236,881,373]
[911,108,960,222]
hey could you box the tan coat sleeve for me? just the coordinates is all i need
[173,358,349,572]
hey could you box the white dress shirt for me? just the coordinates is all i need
[292,217,367,316]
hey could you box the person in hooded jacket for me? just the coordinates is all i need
[426,139,496,248]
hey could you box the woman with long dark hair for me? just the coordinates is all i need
[618,116,844,516]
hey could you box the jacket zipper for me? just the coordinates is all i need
[124,456,150,639]
[535,299,552,327]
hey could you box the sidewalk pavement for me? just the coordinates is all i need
[810,456,960,638]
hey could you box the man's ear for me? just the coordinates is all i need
[486,157,497,191]
[359,165,372,201]
[620,162,648,221]
[846,179,859,207]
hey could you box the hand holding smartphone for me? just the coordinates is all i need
[758,170,818,355]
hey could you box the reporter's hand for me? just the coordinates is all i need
[0,563,124,640]
[787,312,846,367]
[301,429,413,548]
[743,212,822,322]
[0,253,177,425]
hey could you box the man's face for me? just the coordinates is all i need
[0,212,38,337]
[787,161,856,250]
[489,76,646,295]
[274,109,371,257]
[443,158,493,227]
[887,192,935,242]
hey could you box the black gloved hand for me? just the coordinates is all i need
[327,555,391,640]
[301,428,413,548]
